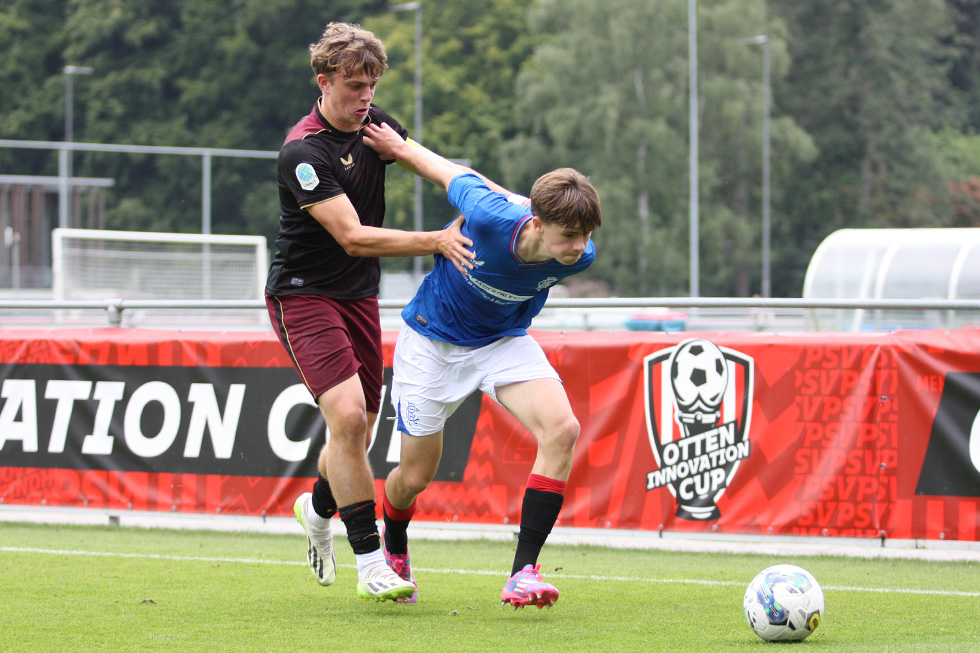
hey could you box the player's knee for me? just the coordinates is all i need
[316,445,330,477]
[399,464,436,496]
[546,416,580,458]
[561,414,581,442]
[325,405,368,444]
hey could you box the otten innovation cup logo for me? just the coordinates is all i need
[643,338,754,520]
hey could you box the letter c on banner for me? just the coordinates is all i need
[268,384,317,461]
[970,409,980,474]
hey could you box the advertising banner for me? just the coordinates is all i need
[1,327,978,541]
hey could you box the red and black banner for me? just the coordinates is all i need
[1,327,978,541]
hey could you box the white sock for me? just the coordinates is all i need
[307,509,329,529]
[355,549,386,574]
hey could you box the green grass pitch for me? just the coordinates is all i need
[1,522,978,652]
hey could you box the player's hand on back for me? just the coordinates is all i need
[438,215,475,275]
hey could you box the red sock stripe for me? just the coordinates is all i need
[337,500,374,520]
[527,474,566,495]
[383,490,417,521]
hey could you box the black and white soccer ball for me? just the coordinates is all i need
[668,339,729,423]
[743,564,824,642]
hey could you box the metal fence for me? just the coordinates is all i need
[0,296,977,332]
[3,140,979,333]
[0,138,278,236]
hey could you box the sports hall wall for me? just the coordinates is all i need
[1,327,978,543]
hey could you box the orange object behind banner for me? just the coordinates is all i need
[1,327,978,542]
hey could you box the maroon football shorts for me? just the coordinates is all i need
[266,294,383,413]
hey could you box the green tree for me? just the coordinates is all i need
[2,0,385,239]
[929,127,980,226]
[500,0,814,296]
[943,0,980,130]
[0,1,70,170]
[4,0,977,300]
[361,0,536,275]
[769,0,956,294]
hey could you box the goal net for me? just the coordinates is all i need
[52,228,268,326]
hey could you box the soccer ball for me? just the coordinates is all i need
[669,339,728,424]
[743,564,824,642]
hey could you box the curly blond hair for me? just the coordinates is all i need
[309,22,388,79]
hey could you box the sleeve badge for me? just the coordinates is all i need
[295,163,319,191]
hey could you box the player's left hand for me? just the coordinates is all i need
[362,122,404,161]
[438,215,474,275]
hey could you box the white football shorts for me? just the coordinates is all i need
[391,323,560,436]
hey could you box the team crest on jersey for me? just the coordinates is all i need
[536,277,558,291]
[295,163,319,190]
[642,338,754,521]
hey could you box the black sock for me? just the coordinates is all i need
[383,507,411,555]
[311,475,337,518]
[512,488,564,576]
[338,500,380,555]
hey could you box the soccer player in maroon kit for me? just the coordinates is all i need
[265,22,474,602]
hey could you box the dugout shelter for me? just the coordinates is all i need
[802,228,980,331]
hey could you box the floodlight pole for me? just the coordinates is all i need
[634,70,650,295]
[61,65,94,230]
[391,2,424,284]
[739,35,771,298]
[688,0,699,298]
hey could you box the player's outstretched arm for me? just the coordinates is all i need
[363,122,462,190]
[307,194,474,274]
[365,123,517,197]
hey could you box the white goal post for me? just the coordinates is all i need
[52,228,268,303]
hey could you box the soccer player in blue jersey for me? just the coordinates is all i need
[363,121,602,608]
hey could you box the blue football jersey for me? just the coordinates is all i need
[402,173,595,347]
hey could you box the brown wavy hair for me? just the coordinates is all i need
[530,168,602,232]
[309,22,388,79]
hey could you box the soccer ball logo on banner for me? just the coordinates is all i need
[670,340,729,425]
[643,338,754,520]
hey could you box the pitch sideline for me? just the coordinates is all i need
[3,505,979,563]
[2,545,978,599]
